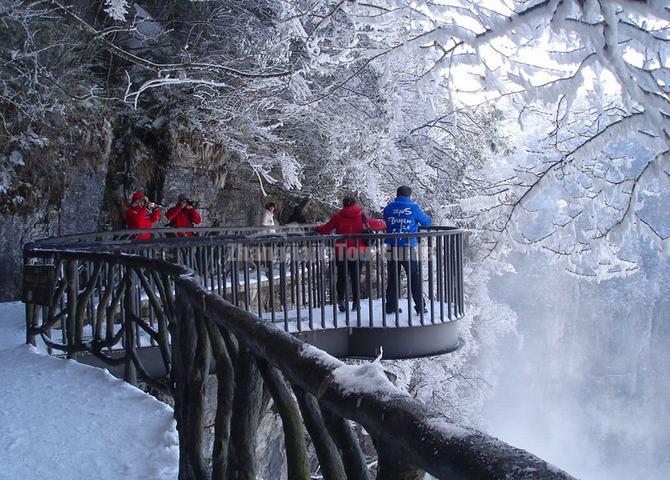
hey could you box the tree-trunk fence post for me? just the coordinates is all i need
[226,347,264,480]
[172,284,209,480]
[123,270,138,385]
[65,259,77,359]
[322,406,371,480]
[257,359,311,480]
[373,438,425,480]
[203,315,235,480]
[294,388,347,480]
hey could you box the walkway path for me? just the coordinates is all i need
[0,302,179,480]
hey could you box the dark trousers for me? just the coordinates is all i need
[336,259,361,306]
[385,247,423,311]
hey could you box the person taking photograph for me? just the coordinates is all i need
[166,193,202,236]
[125,192,161,240]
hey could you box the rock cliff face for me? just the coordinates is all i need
[1,112,322,301]
[0,0,353,301]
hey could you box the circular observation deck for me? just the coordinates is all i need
[23,225,465,365]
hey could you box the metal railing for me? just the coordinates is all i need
[33,224,316,245]
[28,225,465,336]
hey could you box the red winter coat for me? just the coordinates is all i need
[315,205,386,255]
[125,206,161,240]
[166,205,202,236]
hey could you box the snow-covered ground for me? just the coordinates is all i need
[0,302,179,480]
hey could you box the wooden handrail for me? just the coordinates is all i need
[22,233,575,479]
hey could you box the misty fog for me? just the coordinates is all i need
[482,247,670,479]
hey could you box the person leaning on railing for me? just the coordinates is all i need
[125,192,161,240]
[315,196,386,312]
[383,185,432,315]
[166,193,202,236]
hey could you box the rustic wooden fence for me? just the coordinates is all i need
[22,228,575,480]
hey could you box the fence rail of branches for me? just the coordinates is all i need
[22,228,575,480]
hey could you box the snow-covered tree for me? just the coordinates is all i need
[272,0,670,274]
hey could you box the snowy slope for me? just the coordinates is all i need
[0,302,179,480]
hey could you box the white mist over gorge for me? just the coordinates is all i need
[483,249,670,480]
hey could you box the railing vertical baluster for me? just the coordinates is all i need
[446,234,452,321]
[243,244,251,311]
[206,245,214,292]
[366,246,373,327]
[59,261,67,346]
[395,245,401,328]
[427,235,435,324]
[458,233,464,317]
[221,245,227,300]
[231,245,239,307]
[216,245,223,297]
[450,234,457,319]
[256,241,263,317]
[380,241,387,328]
[65,259,77,358]
[313,245,319,308]
[281,243,289,331]
[418,237,425,326]
[268,242,276,324]
[376,238,382,299]
[200,245,208,289]
[290,241,296,308]
[319,241,326,329]
[406,241,412,327]
[355,248,361,328]
[301,241,308,307]
[453,233,459,318]
[437,235,444,322]
[329,238,338,328]
[294,242,302,332]
[307,242,313,330]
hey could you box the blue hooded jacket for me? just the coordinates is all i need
[383,196,432,247]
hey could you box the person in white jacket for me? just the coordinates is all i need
[261,202,276,231]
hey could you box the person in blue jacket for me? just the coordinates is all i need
[383,185,432,315]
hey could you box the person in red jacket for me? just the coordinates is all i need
[125,192,161,240]
[166,194,202,236]
[315,196,386,312]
